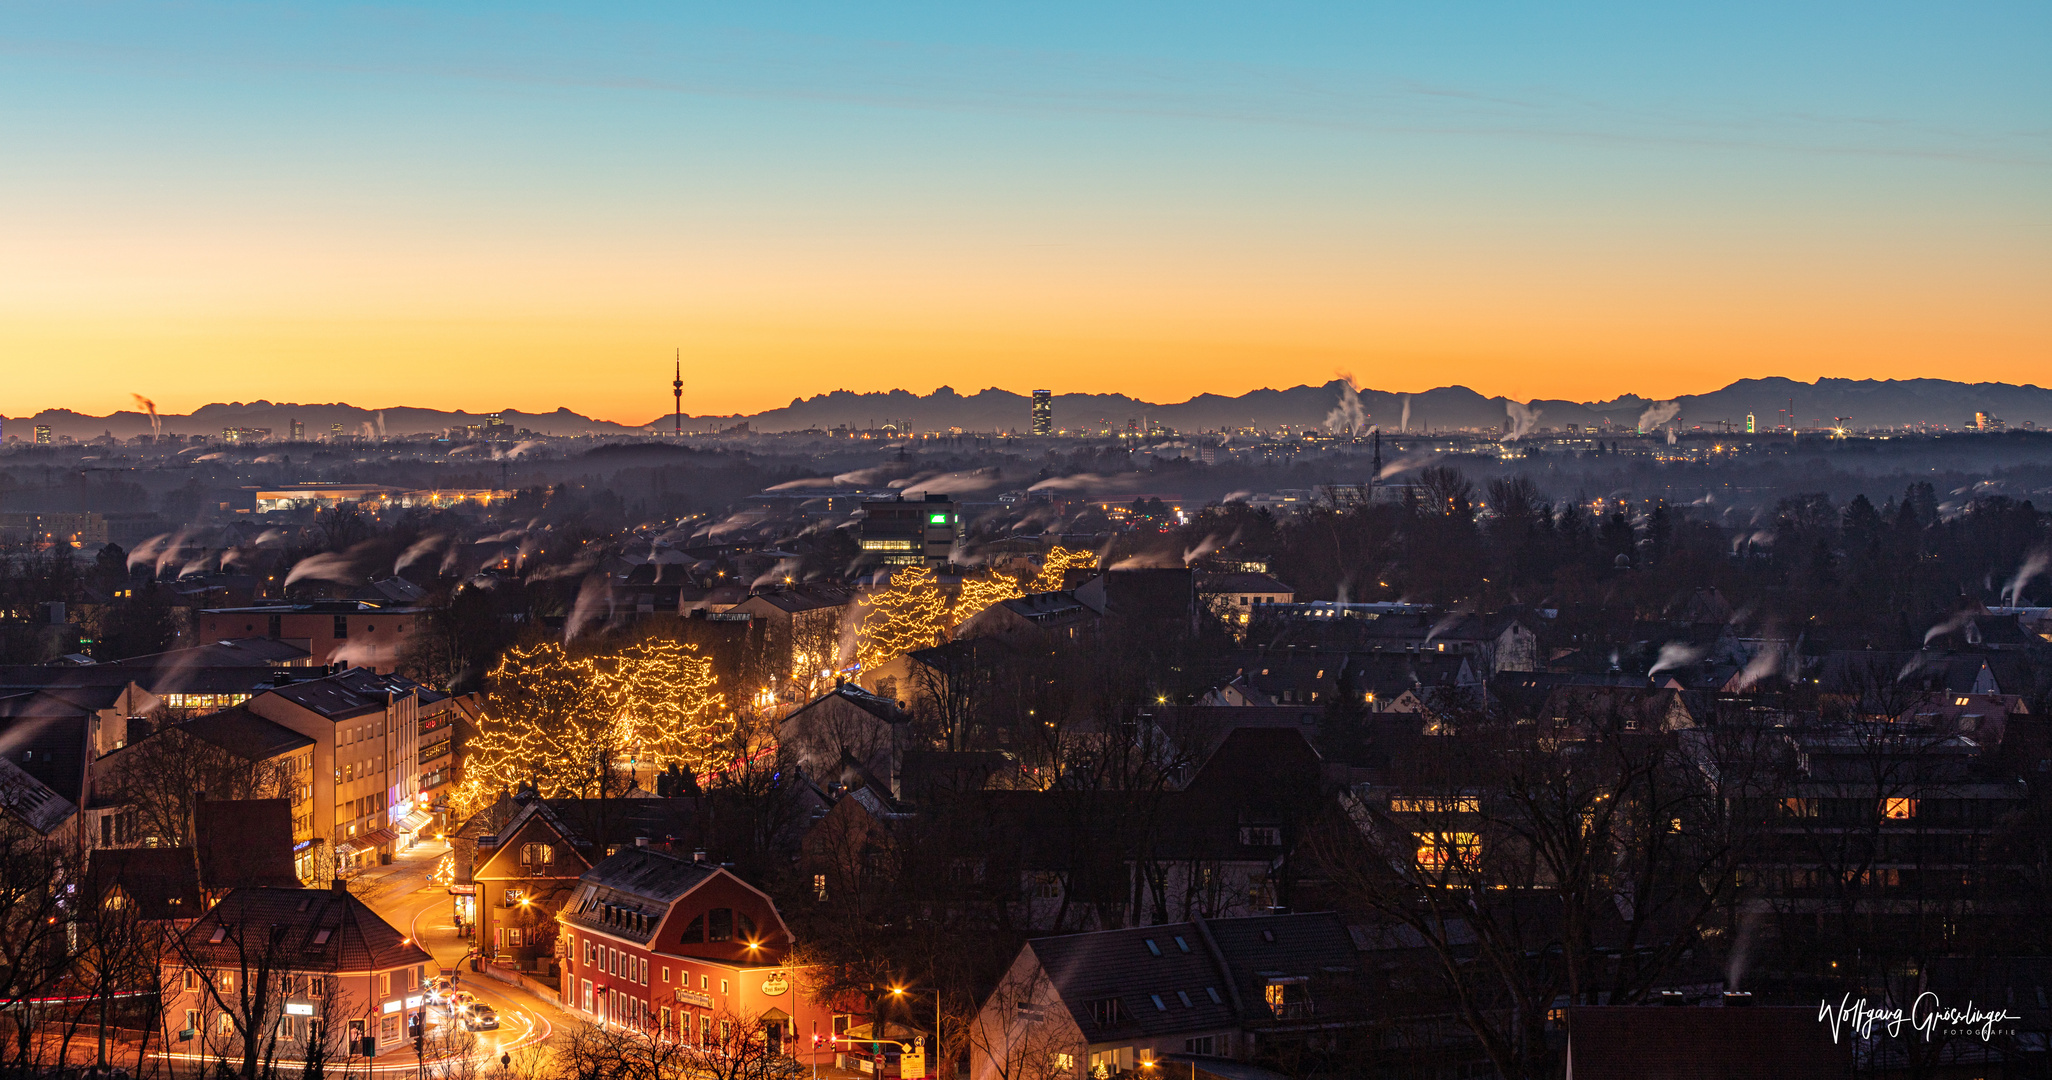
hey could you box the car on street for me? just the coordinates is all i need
[443,991,475,1015]
[424,977,453,1002]
[460,1005,499,1031]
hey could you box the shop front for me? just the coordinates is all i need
[448,885,476,940]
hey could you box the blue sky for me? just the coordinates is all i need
[2,2,2045,418]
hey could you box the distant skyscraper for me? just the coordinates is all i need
[1745,413,1755,434]
[34,425,51,445]
[487,412,505,429]
[1031,390,1052,436]
[290,418,304,440]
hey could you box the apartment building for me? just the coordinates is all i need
[247,669,445,871]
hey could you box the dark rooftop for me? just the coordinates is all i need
[180,886,433,974]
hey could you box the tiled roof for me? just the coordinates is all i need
[176,708,314,761]
[88,847,203,920]
[180,887,432,973]
[1195,573,1294,594]
[117,638,312,669]
[261,668,425,720]
[0,753,78,835]
[1028,922,1241,1042]
[1201,913,1358,1025]
[788,684,909,726]
[561,847,719,946]
[0,688,111,719]
[195,799,301,890]
[0,713,90,804]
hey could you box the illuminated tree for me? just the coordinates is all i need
[952,572,1025,628]
[451,638,732,818]
[856,566,949,670]
[1029,546,1098,593]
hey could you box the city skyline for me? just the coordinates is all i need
[2,3,2046,421]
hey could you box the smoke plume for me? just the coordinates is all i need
[1323,375,1368,437]
[395,534,452,574]
[2002,548,2050,607]
[1647,641,1707,677]
[1501,400,1542,442]
[1637,400,1681,432]
[131,394,161,437]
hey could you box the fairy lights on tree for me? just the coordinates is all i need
[1030,545,1098,593]
[451,637,732,819]
[951,572,1025,628]
[855,565,949,670]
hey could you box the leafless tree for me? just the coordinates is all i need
[964,965,1080,1080]
[103,727,295,847]
[1316,699,1775,1079]
[0,813,86,1073]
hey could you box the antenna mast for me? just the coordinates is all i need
[673,349,683,437]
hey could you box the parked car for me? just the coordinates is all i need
[461,1005,499,1031]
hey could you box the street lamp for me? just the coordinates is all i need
[889,985,942,1080]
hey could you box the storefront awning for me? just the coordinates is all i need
[400,810,434,833]
[335,841,363,859]
[359,827,398,847]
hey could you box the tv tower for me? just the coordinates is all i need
[672,349,683,437]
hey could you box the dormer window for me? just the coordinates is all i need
[708,908,733,942]
[681,915,704,943]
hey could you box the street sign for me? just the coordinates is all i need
[900,1051,924,1078]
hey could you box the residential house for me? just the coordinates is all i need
[954,592,1097,644]
[968,912,1383,1080]
[727,585,855,689]
[780,684,913,796]
[459,794,699,965]
[168,883,435,1061]
[558,846,837,1064]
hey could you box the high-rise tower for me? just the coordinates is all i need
[1031,390,1052,436]
[673,350,683,437]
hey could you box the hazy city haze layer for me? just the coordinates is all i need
[11,377,2052,440]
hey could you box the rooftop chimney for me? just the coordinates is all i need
[634,837,650,847]
[1722,991,1754,1007]
[331,879,349,894]
[691,850,706,863]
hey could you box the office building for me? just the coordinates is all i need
[1031,390,1052,436]
[859,494,960,567]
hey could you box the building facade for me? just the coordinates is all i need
[557,846,837,1064]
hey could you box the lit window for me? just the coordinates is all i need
[1882,798,1917,819]
[1415,832,1481,871]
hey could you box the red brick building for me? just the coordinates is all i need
[558,846,838,1064]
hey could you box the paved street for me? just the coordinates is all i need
[350,840,578,1072]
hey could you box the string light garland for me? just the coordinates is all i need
[951,572,1025,628]
[855,566,949,670]
[1030,545,1098,593]
[451,638,732,819]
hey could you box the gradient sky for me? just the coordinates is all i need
[2,2,2046,423]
